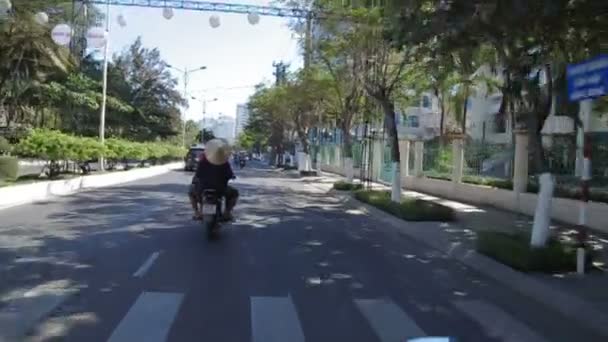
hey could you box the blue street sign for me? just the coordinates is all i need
[567,54,608,102]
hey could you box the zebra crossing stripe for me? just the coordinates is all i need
[355,298,426,342]
[0,280,76,341]
[453,300,547,342]
[107,292,183,342]
[250,296,305,342]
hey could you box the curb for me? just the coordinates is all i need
[329,190,608,338]
[0,162,184,210]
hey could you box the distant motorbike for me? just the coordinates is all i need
[239,158,246,169]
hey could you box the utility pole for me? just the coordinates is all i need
[98,0,110,172]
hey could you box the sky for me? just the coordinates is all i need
[97,0,303,122]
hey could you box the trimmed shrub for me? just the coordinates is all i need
[0,137,12,155]
[476,231,594,273]
[333,181,363,191]
[0,156,18,180]
[354,190,455,221]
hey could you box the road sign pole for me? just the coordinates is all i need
[577,99,593,275]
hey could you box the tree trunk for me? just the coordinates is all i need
[341,119,354,182]
[461,86,469,135]
[380,98,401,202]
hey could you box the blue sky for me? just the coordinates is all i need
[99,0,303,122]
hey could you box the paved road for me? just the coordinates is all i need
[0,164,603,342]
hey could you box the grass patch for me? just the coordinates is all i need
[476,231,593,273]
[333,181,363,191]
[354,190,455,222]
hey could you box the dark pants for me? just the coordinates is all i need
[189,184,239,212]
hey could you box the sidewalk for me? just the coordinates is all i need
[299,171,608,337]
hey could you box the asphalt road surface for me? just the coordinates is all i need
[0,163,603,342]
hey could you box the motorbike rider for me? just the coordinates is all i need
[188,139,239,221]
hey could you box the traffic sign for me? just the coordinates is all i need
[567,55,608,102]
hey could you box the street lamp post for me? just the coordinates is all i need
[99,0,111,171]
[167,65,207,148]
[191,95,218,137]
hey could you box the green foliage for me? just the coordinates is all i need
[0,156,19,181]
[354,190,454,222]
[333,181,363,191]
[476,231,593,273]
[15,129,184,164]
[0,137,12,154]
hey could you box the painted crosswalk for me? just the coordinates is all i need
[11,287,551,342]
[0,280,78,341]
[107,292,184,342]
[355,298,426,342]
[250,296,306,342]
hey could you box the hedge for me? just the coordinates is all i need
[16,129,185,164]
[476,231,594,273]
[0,156,18,180]
[354,190,455,221]
[333,181,363,191]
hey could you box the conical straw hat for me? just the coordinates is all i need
[204,138,231,165]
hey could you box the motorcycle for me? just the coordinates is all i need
[239,158,246,169]
[200,189,224,238]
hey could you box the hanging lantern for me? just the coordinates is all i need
[117,14,127,27]
[51,24,72,46]
[86,27,106,49]
[34,11,48,25]
[0,0,11,18]
[209,15,220,28]
[247,12,260,25]
[162,7,174,20]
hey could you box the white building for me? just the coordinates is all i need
[202,114,236,144]
[235,104,250,137]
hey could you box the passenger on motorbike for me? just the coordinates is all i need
[188,139,239,221]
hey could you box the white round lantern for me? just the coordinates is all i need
[162,7,174,20]
[209,15,221,28]
[247,12,260,25]
[0,0,11,18]
[51,24,72,46]
[117,14,127,27]
[86,27,107,49]
[34,11,48,25]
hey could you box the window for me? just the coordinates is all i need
[409,116,419,128]
[422,95,431,108]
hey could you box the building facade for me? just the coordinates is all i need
[201,114,236,144]
[235,104,250,138]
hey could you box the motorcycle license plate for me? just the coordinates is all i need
[202,204,216,215]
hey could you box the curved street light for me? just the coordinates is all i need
[167,65,208,148]
[191,96,218,128]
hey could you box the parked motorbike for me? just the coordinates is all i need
[200,189,224,238]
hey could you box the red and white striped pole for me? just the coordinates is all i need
[577,99,593,275]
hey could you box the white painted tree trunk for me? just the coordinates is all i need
[345,157,354,182]
[391,162,401,202]
[297,152,312,172]
[531,172,555,247]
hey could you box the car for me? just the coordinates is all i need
[184,145,205,171]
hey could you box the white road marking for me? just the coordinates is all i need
[107,292,183,342]
[250,296,305,342]
[132,251,160,278]
[0,280,77,341]
[355,298,426,342]
[453,299,548,342]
